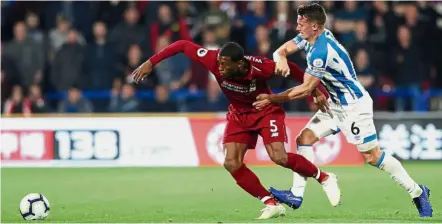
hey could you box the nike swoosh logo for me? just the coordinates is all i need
[286,196,302,201]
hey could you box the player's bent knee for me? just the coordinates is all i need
[266,143,288,166]
[223,158,242,172]
[358,142,382,166]
[296,129,319,145]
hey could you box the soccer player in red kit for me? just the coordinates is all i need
[132,40,341,219]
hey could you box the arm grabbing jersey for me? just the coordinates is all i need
[249,54,328,98]
[242,55,325,94]
[243,55,303,81]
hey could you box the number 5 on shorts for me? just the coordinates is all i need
[270,120,279,137]
[351,122,360,135]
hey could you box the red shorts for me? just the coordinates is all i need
[223,107,287,149]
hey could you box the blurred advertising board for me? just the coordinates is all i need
[189,118,364,166]
[1,114,440,167]
[375,118,442,160]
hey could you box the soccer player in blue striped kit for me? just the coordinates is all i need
[253,3,433,218]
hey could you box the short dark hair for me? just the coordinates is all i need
[297,3,326,26]
[219,42,244,62]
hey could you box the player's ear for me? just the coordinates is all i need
[313,24,318,31]
[238,59,245,68]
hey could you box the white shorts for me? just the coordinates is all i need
[305,93,378,152]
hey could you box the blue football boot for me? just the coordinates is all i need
[413,185,433,217]
[269,187,303,210]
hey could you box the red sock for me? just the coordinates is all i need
[284,153,328,183]
[231,164,274,204]
[317,171,329,183]
[263,197,277,205]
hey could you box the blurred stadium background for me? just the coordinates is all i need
[1,1,442,113]
[1,1,442,222]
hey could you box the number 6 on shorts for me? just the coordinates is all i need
[351,122,360,135]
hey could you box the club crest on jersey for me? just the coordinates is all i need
[313,59,324,68]
[197,48,208,57]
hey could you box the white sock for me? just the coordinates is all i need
[376,151,422,198]
[291,145,314,197]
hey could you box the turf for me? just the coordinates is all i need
[1,162,441,223]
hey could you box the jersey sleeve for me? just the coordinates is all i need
[305,48,328,79]
[150,40,218,70]
[286,61,305,83]
[183,44,218,69]
[292,34,307,50]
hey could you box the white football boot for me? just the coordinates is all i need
[256,204,286,220]
[321,173,341,207]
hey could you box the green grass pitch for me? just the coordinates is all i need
[1,162,441,223]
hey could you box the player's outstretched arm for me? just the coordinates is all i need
[254,73,328,112]
[287,61,329,99]
[268,88,294,103]
[262,73,320,104]
[133,40,209,83]
[286,74,321,100]
[149,40,208,65]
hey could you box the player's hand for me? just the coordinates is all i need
[253,94,271,110]
[313,92,329,113]
[275,59,290,77]
[132,60,153,84]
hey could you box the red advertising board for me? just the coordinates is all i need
[190,117,364,166]
[1,130,54,160]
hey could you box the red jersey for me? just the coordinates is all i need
[149,40,327,114]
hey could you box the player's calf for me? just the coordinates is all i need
[224,143,278,206]
[274,129,320,209]
[266,142,341,207]
[265,142,328,182]
[289,129,318,198]
[359,144,433,217]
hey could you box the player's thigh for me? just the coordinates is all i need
[339,115,377,152]
[304,109,340,140]
[338,98,378,152]
[223,118,258,149]
[258,110,287,146]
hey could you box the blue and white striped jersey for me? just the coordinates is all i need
[293,29,367,105]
